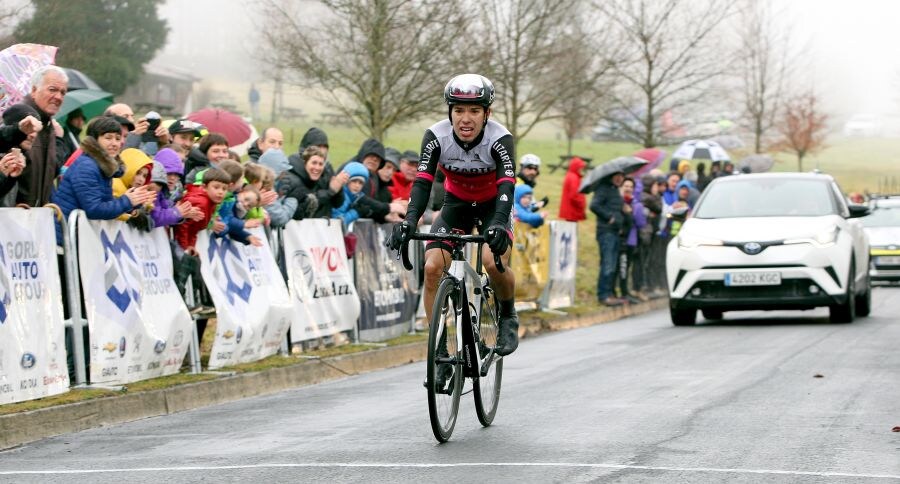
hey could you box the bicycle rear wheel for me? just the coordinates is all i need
[473,284,503,427]
[427,278,463,442]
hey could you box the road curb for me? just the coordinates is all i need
[0,299,666,450]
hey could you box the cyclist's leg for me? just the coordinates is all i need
[477,209,518,356]
[423,246,452,324]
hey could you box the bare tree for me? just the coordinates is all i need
[553,23,619,156]
[734,0,794,154]
[595,0,733,148]
[258,0,469,140]
[475,0,606,148]
[777,91,828,171]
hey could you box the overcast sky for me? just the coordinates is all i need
[153,0,900,119]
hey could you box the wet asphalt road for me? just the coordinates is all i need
[1,289,899,483]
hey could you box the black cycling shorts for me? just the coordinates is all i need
[426,193,513,252]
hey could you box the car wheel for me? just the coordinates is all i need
[701,309,723,320]
[855,271,872,317]
[670,307,697,326]
[829,261,856,324]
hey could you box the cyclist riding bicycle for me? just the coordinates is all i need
[388,73,519,357]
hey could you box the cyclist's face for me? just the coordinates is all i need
[451,104,489,142]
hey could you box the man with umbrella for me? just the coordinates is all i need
[582,156,647,306]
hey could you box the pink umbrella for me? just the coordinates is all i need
[0,43,58,115]
[632,148,667,175]
[186,108,252,147]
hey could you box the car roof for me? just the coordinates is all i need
[709,172,835,185]
[871,197,900,208]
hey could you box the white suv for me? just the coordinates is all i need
[666,173,871,325]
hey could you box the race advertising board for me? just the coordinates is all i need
[0,208,69,404]
[510,221,551,302]
[282,219,360,343]
[353,220,418,342]
[197,228,292,369]
[77,214,193,384]
[541,221,577,309]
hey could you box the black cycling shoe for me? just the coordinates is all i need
[433,363,455,394]
[494,314,519,356]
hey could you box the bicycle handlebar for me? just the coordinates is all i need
[398,233,505,273]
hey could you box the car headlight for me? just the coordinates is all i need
[785,227,840,247]
[677,233,723,249]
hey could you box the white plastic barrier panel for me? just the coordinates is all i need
[282,219,360,343]
[0,208,69,404]
[197,228,292,368]
[541,221,577,309]
[77,215,193,384]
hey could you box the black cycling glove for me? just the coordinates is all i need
[484,224,510,255]
[387,220,413,251]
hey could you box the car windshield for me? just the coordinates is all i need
[694,178,837,218]
[862,206,900,227]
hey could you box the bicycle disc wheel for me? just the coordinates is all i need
[473,284,503,427]
[427,278,463,442]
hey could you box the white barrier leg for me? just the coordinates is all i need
[185,275,201,374]
[65,210,88,386]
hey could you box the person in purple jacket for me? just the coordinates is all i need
[147,161,202,228]
[617,176,648,303]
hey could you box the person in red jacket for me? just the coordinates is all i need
[174,168,231,255]
[389,150,418,200]
[558,156,587,221]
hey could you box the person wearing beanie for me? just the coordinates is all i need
[331,161,369,226]
[343,138,405,223]
[290,127,332,177]
[513,184,546,228]
[146,161,197,229]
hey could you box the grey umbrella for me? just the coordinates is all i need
[579,156,647,194]
[738,154,775,173]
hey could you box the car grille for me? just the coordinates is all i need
[686,279,821,300]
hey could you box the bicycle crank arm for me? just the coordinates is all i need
[436,356,459,365]
[480,352,502,377]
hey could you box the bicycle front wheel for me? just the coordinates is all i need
[427,278,463,442]
[473,284,503,426]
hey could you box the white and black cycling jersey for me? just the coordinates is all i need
[405,119,516,227]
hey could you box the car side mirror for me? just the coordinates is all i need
[847,204,870,218]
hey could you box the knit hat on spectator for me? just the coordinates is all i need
[299,127,329,152]
[154,148,183,176]
[1,103,39,126]
[342,161,369,183]
[150,161,168,186]
[383,147,402,170]
[258,148,291,176]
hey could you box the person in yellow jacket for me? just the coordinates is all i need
[112,148,155,220]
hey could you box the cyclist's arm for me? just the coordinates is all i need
[404,129,441,224]
[490,134,516,226]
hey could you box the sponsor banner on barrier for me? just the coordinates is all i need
[542,221,577,309]
[510,221,551,302]
[198,228,291,369]
[354,220,418,342]
[283,219,360,343]
[77,215,192,385]
[0,208,69,404]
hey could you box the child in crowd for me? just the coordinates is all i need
[147,162,200,229]
[331,161,368,226]
[257,149,298,228]
[154,147,185,203]
[174,168,231,255]
[236,185,264,227]
[513,184,546,228]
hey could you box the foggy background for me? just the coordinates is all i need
[153,0,900,122]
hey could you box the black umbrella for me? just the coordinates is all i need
[579,156,647,194]
[62,67,102,91]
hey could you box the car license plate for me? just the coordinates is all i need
[877,256,900,265]
[724,271,781,286]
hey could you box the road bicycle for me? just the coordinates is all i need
[399,232,504,442]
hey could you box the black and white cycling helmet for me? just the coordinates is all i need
[444,74,495,107]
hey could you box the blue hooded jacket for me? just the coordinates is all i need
[513,184,544,228]
[331,162,369,226]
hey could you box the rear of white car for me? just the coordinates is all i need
[861,198,900,282]
[666,173,871,325]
